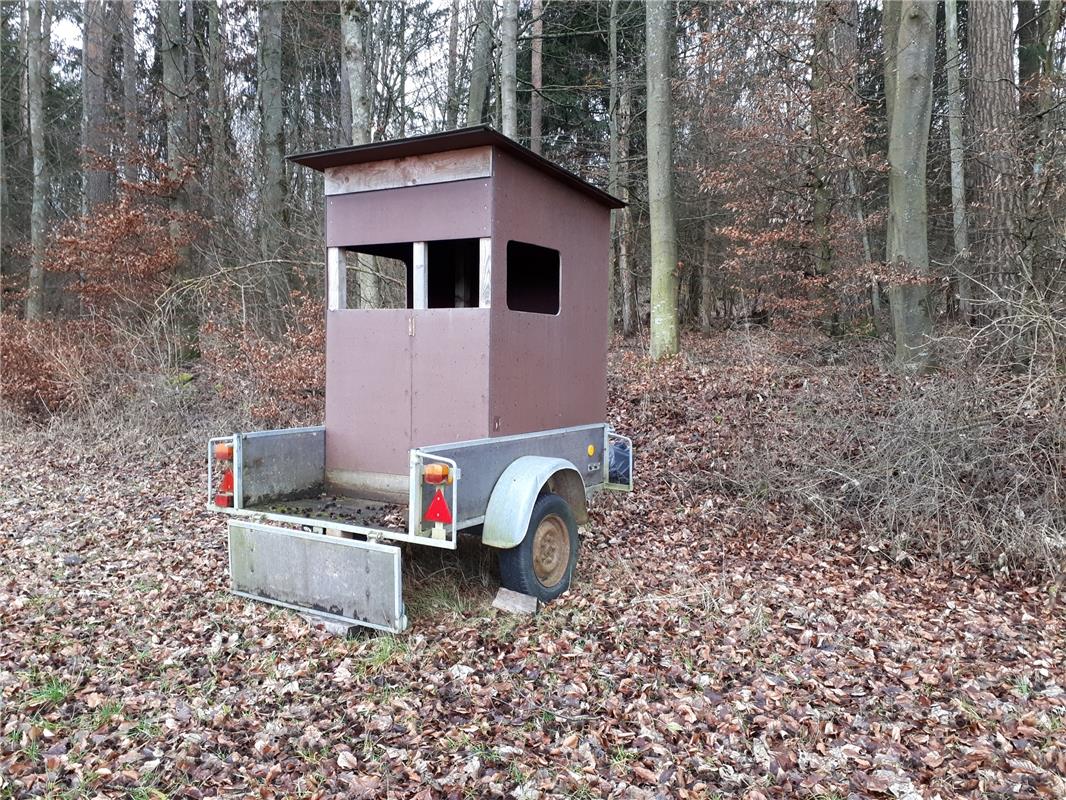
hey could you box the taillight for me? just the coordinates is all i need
[214,469,234,507]
[423,463,450,485]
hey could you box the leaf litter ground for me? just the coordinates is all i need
[1,333,1063,799]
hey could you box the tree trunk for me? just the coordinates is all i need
[883,0,900,134]
[645,0,679,359]
[258,0,287,296]
[82,0,110,214]
[1018,0,1040,160]
[25,0,47,320]
[207,0,228,209]
[811,0,835,333]
[885,0,935,368]
[340,0,378,307]
[500,0,518,139]
[19,0,28,165]
[121,0,138,183]
[185,0,198,160]
[445,0,460,129]
[530,0,543,153]
[340,0,370,145]
[339,56,353,144]
[607,0,619,336]
[160,0,189,285]
[619,87,636,338]
[160,0,186,181]
[700,202,714,333]
[945,0,971,321]
[466,0,493,125]
[969,0,1020,301]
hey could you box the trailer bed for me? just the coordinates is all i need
[247,493,408,534]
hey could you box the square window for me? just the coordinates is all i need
[506,241,560,315]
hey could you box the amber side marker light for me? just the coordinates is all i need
[214,442,234,461]
[423,463,450,485]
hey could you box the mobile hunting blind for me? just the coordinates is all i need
[208,127,632,633]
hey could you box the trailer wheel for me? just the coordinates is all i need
[498,492,578,602]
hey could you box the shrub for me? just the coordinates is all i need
[0,313,119,416]
[200,291,325,429]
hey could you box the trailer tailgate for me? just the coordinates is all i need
[228,521,406,633]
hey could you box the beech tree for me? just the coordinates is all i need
[500,0,517,139]
[81,0,108,214]
[466,0,493,125]
[944,0,970,320]
[885,0,935,368]
[258,0,287,298]
[645,0,678,359]
[25,0,47,320]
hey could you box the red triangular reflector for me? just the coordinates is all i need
[424,488,452,524]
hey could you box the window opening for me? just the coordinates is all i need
[428,239,481,308]
[328,238,486,310]
[506,241,560,314]
[342,243,411,309]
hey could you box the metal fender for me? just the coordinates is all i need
[482,456,588,549]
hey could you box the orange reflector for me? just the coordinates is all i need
[213,442,234,461]
[424,488,452,524]
[423,463,450,485]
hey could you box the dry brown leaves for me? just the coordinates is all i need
[0,333,1063,799]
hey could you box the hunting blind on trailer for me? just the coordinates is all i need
[207,126,633,633]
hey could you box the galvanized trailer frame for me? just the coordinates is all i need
[208,422,632,633]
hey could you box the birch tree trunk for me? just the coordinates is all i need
[645,0,679,359]
[530,0,543,153]
[944,0,971,320]
[466,0,493,125]
[885,0,935,368]
[500,0,517,139]
[121,0,138,183]
[81,0,109,214]
[25,0,47,320]
[445,0,460,129]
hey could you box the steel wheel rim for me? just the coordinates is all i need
[532,514,569,587]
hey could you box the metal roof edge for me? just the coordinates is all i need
[287,126,625,210]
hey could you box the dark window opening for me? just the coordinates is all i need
[428,238,480,308]
[506,241,560,315]
[343,243,411,309]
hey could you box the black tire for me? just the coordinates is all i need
[498,492,579,602]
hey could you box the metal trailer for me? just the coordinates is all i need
[208,423,632,633]
[206,127,632,633]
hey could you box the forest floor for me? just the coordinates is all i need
[1,332,1064,799]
